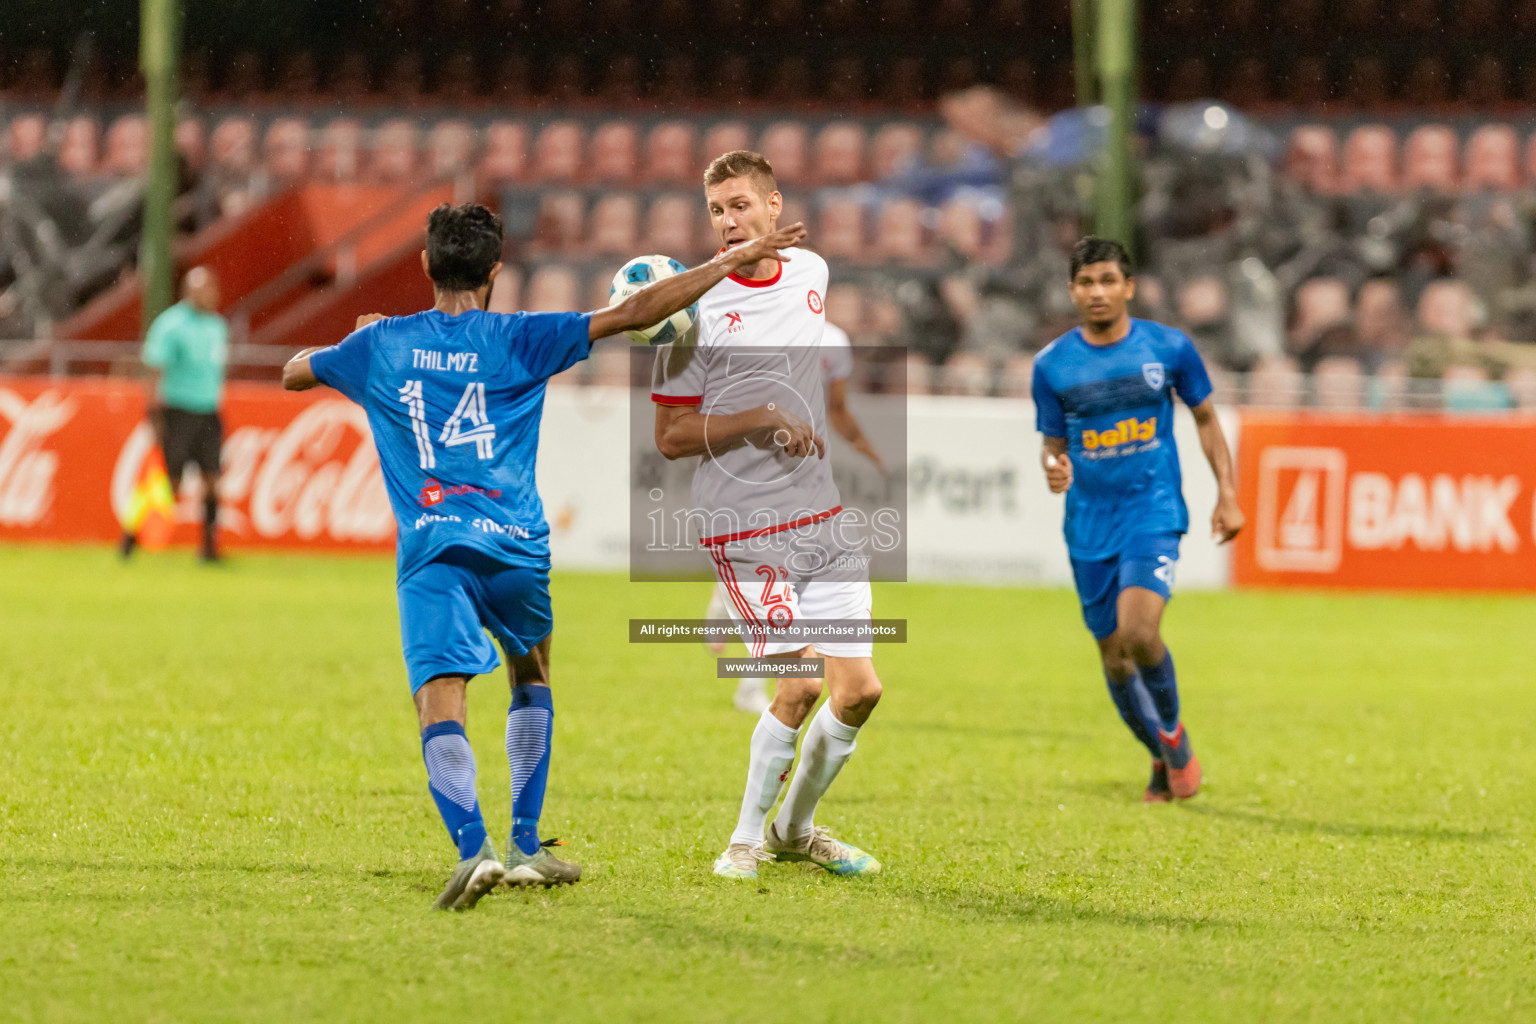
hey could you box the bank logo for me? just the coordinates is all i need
[1256,446,1347,572]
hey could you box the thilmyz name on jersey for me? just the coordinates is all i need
[413,349,480,372]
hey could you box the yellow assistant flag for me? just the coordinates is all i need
[121,447,177,550]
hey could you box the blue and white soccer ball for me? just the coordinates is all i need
[609,255,698,345]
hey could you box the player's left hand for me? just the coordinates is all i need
[356,313,389,330]
[1212,493,1245,544]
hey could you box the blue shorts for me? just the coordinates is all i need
[1069,533,1181,641]
[396,547,553,694]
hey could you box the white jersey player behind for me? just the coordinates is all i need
[654,150,883,880]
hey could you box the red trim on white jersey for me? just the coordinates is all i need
[699,506,842,547]
[651,393,702,406]
[727,262,783,288]
[708,544,767,657]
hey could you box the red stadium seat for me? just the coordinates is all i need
[531,192,585,254]
[1176,276,1228,328]
[487,265,523,314]
[824,283,867,334]
[101,115,147,176]
[702,122,751,162]
[368,119,419,182]
[644,194,698,260]
[1417,279,1474,337]
[1285,125,1339,194]
[870,122,924,179]
[1290,277,1351,351]
[589,121,638,184]
[1518,133,1536,192]
[818,197,866,260]
[937,199,984,259]
[646,121,697,185]
[426,120,477,178]
[1339,125,1398,194]
[262,117,310,181]
[1312,356,1366,410]
[209,117,257,176]
[477,121,528,183]
[314,118,364,181]
[532,121,584,183]
[6,114,46,162]
[1401,125,1458,193]
[874,199,929,264]
[905,354,934,396]
[758,122,808,183]
[587,194,640,255]
[175,118,206,172]
[58,116,99,177]
[1463,124,1520,192]
[1356,278,1410,354]
[813,122,866,185]
[525,265,580,313]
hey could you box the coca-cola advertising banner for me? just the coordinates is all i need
[1233,412,1536,590]
[0,377,392,550]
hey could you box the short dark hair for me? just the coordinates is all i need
[703,150,777,195]
[1069,237,1134,279]
[426,203,503,291]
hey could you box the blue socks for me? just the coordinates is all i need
[506,684,554,857]
[1139,652,1181,736]
[421,721,487,861]
[1105,673,1163,759]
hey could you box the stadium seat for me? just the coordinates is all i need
[905,354,934,396]
[1505,366,1536,410]
[1356,278,1411,354]
[531,192,585,254]
[533,121,584,183]
[643,194,698,260]
[645,121,697,185]
[591,341,632,387]
[818,197,867,260]
[1000,353,1035,398]
[101,115,147,176]
[1176,276,1228,330]
[275,51,321,104]
[824,283,867,334]
[813,122,866,185]
[937,200,984,259]
[314,118,364,181]
[487,265,523,314]
[209,117,257,176]
[588,194,640,255]
[874,199,928,264]
[1245,355,1305,408]
[702,122,751,162]
[1339,125,1398,194]
[584,271,616,314]
[262,117,310,181]
[478,121,528,183]
[758,122,808,184]
[941,352,992,396]
[175,118,206,172]
[1463,125,1520,192]
[57,116,99,177]
[1290,277,1352,351]
[870,122,925,180]
[6,113,46,163]
[1401,125,1458,193]
[589,121,639,184]
[1369,360,1410,411]
[524,265,580,312]
[368,119,419,182]
[1285,125,1339,194]
[1312,356,1367,410]
[1417,279,1475,337]
[426,120,477,178]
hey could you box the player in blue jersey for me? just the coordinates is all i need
[281,203,807,909]
[1032,237,1244,803]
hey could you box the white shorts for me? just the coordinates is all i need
[705,517,873,660]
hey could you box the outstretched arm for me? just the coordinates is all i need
[1189,398,1244,543]
[589,222,807,341]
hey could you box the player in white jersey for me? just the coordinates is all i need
[654,150,883,880]
[709,317,887,713]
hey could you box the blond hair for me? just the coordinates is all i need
[703,150,777,195]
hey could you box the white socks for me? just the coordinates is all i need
[778,701,861,840]
[729,708,799,846]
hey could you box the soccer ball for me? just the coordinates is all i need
[609,255,698,345]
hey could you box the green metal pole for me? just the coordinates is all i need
[139,0,180,334]
[1095,0,1136,247]
[1071,0,1097,107]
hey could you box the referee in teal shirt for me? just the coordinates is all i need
[122,266,229,561]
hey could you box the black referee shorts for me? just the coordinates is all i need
[161,407,223,481]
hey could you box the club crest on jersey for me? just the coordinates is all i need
[725,311,745,333]
[1143,362,1165,390]
[807,289,823,313]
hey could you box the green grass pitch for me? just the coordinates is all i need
[1,545,1533,1022]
